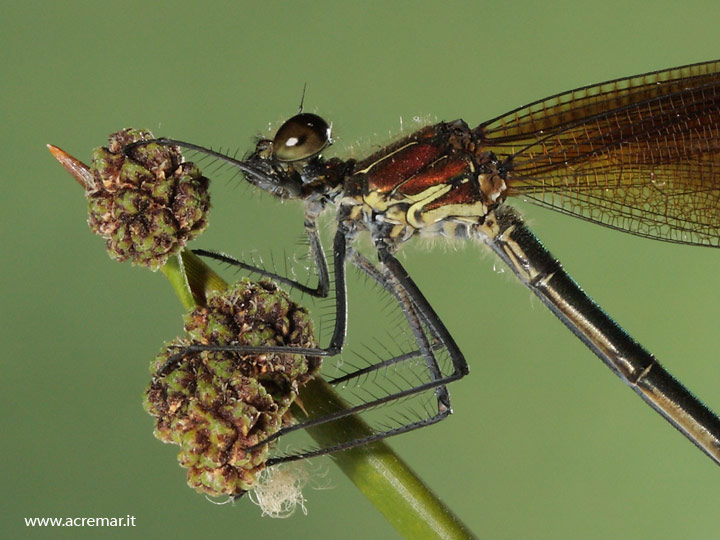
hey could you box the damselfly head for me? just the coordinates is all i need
[242,112,341,201]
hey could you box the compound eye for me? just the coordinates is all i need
[272,113,331,162]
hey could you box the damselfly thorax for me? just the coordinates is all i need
[340,120,508,247]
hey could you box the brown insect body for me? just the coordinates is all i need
[336,121,507,248]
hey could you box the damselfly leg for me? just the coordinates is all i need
[178,221,469,464]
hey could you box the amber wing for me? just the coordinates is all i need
[479,60,720,246]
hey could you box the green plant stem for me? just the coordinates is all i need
[165,249,477,540]
[160,254,195,310]
[299,377,477,540]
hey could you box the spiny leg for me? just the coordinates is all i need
[155,223,350,376]
[253,246,470,464]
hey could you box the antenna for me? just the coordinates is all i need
[298,83,307,114]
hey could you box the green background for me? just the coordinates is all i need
[4,1,720,538]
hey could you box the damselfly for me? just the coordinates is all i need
[126,59,720,467]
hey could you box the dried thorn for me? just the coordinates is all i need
[46,144,93,189]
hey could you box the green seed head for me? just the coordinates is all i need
[87,128,210,270]
[143,279,321,497]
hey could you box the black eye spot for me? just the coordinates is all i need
[272,113,331,162]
